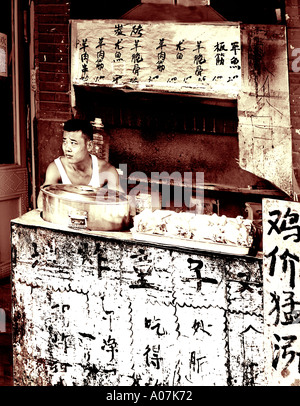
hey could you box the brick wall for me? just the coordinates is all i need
[285,0,300,195]
[34,0,72,191]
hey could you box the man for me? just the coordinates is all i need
[37,118,121,209]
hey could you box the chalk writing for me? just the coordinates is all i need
[114,24,125,37]
[94,243,110,278]
[145,317,166,336]
[11,221,263,386]
[131,39,143,76]
[193,41,206,80]
[78,242,93,265]
[113,38,123,63]
[214,41,227,66]
[95,37,106,71]
[267,208,300,242]
[130,24,144,38]
[192,319,212,336]
[48,359,72,373]
[230,41,241,70]
[176,39,186,60]
[187,258,218,291]
[102,335,118,362]
[269,291,300,326]
[190,351,207,374]
[272,334,300,373]
[79,38,89,80]
[144,344,163,369]
[156,38,166,73]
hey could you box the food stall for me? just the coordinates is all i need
[11,204,264,386]
[11,3,300,386]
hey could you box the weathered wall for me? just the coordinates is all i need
[11,220,264,386]
[238,24,293,197]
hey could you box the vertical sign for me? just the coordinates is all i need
[263,198,300,385]
[0,33,7,77]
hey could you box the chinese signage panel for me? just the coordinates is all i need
[71,20,241,98]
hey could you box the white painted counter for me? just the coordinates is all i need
[11,210,264,386]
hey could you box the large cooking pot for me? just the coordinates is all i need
[41,184,131,231]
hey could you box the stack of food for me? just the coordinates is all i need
[131,209,254,248]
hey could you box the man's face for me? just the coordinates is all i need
[62,130,91,163]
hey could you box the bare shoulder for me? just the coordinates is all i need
[97,158,120,188]
[44,160,61,185]
[98,159,118,175]
[47,160,59,172]
[37,160,60,208]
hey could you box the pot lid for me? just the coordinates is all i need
[41,184,128,204]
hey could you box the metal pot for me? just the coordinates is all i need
[41,184,131,231]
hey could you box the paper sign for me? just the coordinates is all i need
[71,20,241,98]
[263,198,300,386]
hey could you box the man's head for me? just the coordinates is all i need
[62,119,94,164]
[63,119,93,141]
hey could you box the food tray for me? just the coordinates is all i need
[131,231,251,255]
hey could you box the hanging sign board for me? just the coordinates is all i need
[263,198,300,385]
[0,33,7,77]
[238,25,293,197]
[70,20,241,98]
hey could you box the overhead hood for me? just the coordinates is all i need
[121,1,227,22]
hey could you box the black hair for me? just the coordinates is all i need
[63,119,93,140]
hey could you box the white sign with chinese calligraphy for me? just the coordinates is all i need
[263,198,300,386]
[0,33,7,77]
[71,20,241,98]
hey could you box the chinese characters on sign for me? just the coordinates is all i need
[263,199,300,385]
[71,20,241,96]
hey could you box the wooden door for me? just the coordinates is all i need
[0,0,29,279]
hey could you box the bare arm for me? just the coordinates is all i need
[98,161,124,192]
[37,161,61,209]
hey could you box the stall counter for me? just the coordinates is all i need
[11,209,264,386]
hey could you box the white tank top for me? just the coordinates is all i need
[54,154,100,187]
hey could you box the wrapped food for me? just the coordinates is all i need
[164,212,193,239]
[133,209,173,234]
[132,210,254,248]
